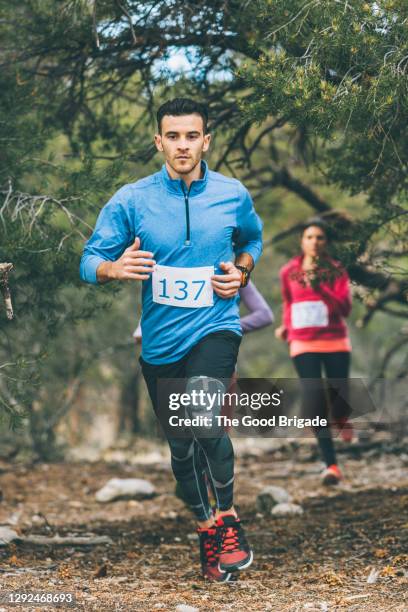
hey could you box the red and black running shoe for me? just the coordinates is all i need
[216,514,253,572]
[321,464,343,486]
[197,526,232,582]
[332,417,355,443]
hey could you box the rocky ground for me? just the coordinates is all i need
[0,435,407,611]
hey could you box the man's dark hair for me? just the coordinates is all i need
[156,98,209,134]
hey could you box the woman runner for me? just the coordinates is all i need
[275,217,354,485]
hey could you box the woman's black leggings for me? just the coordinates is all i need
[292,351,351,466]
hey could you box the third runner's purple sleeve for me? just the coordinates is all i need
[239,281,274,334]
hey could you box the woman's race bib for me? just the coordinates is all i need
[291,300,328,329]
[152,264,214,308]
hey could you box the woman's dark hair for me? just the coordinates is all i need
[300,216,331,241]
[156,98,209,134]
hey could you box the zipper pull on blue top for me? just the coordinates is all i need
[182,182,192,246]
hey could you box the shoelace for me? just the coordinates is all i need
[220,524,243,553]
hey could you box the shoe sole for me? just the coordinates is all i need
[205,571,233,583]
[218,549,254,573]
[322,475,340,486]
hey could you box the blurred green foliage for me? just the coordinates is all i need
[0,0,406,458]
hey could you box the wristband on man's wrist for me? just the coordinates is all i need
[235,265,250,287]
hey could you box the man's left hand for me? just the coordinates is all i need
[211,262,242,298]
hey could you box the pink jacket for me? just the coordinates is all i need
[280,255,351,342]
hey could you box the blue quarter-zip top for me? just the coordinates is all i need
[80,161,263,364]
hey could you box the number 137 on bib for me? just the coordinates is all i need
[152,264,214,308]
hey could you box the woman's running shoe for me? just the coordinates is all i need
[332,417,355,443]
[216,515,253,572]
[321,464,343,486]
[197,526,232,582]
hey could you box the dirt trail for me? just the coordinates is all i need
[0,439,407,611]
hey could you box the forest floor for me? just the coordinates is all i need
[0,434,407,611]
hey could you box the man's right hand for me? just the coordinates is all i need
[96,237,155,283]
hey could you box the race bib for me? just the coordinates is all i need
[291,300,328,329]
[152,264,214,308]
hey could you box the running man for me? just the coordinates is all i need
[80,98,263,582]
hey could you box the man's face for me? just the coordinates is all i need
[154,114,211,175]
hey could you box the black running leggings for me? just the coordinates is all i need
[292,351,351,467]
[140,331,241,521]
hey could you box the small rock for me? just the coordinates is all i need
[256,486,292,513]
[0,526,19,546]
[127,500,143,508]
[95,478,155,502]
[367,568,380,584]
[31,514,43,523]
[68,501,83,508]
[400,453,408,466]
[187,533,198,541]
[271,502,303,516]
[303,603,329,611]
[175,606,199,612]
